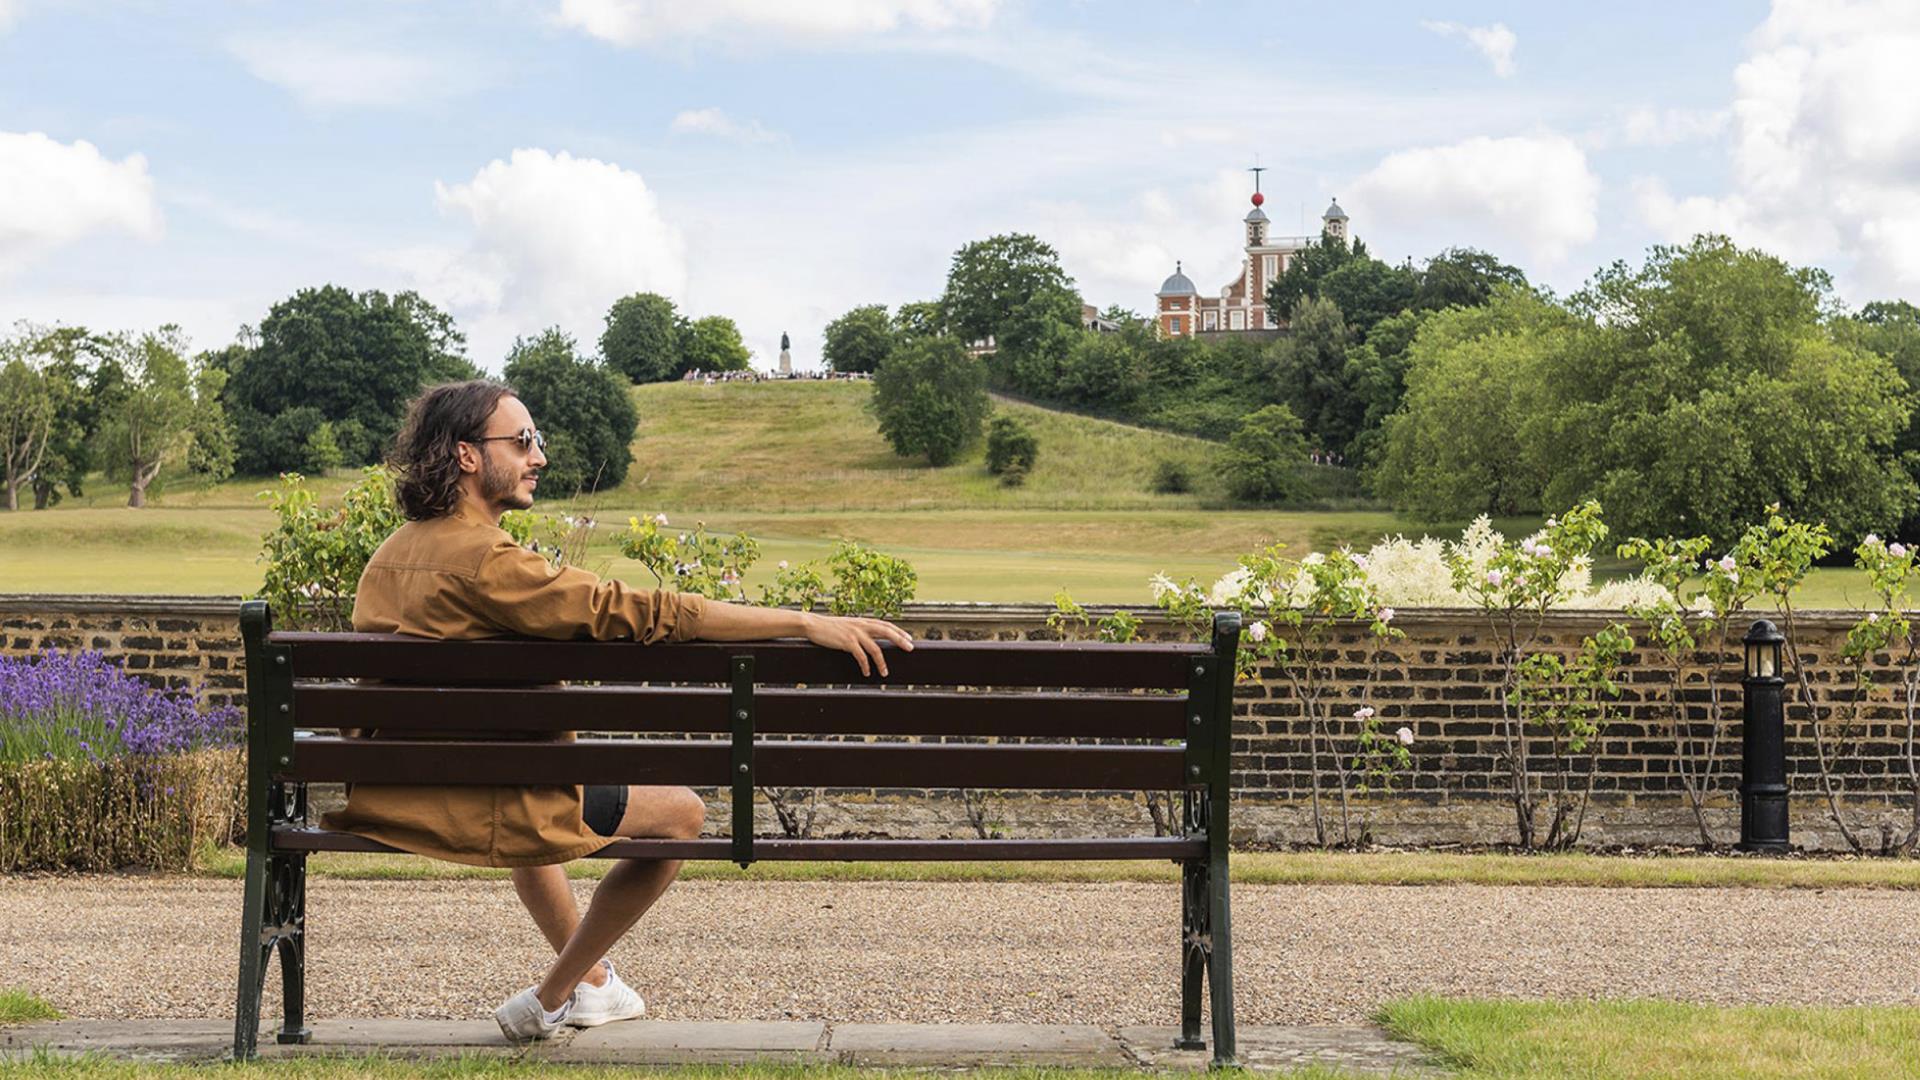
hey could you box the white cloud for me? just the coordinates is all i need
[1634,0,1920,299]
[1348,133,1598,265]
[0,131,161,275]
[390,149,687,367]
[225,30,488,109]
[555,0,1002,46]
[669,108,785,144]
[0,1,18,34]
[1421,20,1517,78]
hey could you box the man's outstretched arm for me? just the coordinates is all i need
[694,600,914,679]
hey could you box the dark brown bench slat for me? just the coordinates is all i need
[293,683,1189,739]
[270,826,1205,861]
[273,633,1206,690]
[284,737,1194,790]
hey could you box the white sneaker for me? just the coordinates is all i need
[568,960,646,1027]
[494,986,572,1042]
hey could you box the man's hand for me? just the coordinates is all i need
[801,612,914,678]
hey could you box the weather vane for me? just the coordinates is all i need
[1248,159,1266,207]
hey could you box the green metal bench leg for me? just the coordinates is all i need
[1206,848,1237,1069]
[273,852,312,1044]
[232,848,268,1060]
[1177,858,1207,1050]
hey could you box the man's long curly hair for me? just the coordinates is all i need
[390,380,518,520]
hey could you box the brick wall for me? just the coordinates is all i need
[4,594,1911,850]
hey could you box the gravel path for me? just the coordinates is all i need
[3,878,1918,1025]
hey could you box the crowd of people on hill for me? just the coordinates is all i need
[679,369,873,385]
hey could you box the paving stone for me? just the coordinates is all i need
[547,1020,827,1064]
[829,1022,1129,1067]
[256,1019,525,1058]
[1121,1024,1447,1076]
[0,1020,232,1063]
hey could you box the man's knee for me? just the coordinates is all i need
[670,786,706,839]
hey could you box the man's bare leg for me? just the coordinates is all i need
[509,866,609,987]
[531,785,704,1011]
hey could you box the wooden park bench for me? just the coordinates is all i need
[233,600,1242,1065]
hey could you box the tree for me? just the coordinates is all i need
[504,328,638,493]
[600,292,687,385]
[302,422,343,474]
[225,286,475,474]
[680,315,751,375]
[1373,237,1918,543]
[1057,329,1151,409]
[1264,296,1358,454]
[870,336,989,465]
[1266,232,1368,316]
[822,304,894,374]
[941,234,1074,345]
[1369,292,1565,518]
[1547,238,1912,542]
[1341,308,1428,468]
[97,327,221,507]
[892,301,946,341]
[1317,257,1417,339]
[1837,300,1920,540]
[1414,247,1528,312]
[0,338,55,511]
[1222,404,1310,503]
[990,282,1083,397]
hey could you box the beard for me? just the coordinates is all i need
[480,450,536,511]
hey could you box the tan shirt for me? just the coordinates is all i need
[317,502,708,866]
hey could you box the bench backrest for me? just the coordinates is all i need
[240,601,1241,863]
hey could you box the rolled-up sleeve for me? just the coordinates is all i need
[465,537,708,643]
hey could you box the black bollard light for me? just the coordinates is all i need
[1738,619,1790,852]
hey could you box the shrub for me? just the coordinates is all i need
[997,461,1028,488]
[256,468,406,631]
[985,416,1038,476]
[1151,458,1193,494]
[761,540,919,618]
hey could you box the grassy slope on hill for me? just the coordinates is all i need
[0,382,1411,600]
[616,380,1229,511]
[0,380,1897,605]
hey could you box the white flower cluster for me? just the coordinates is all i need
[1155,512,1703,617]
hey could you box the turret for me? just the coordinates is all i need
[1322,198,1349,246]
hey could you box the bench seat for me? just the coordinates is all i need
[271,825,1208,861]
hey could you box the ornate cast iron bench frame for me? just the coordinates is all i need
[234,600,1241,1065]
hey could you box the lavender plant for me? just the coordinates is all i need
[0,650,241,765]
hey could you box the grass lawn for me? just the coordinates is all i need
[1381,996,1920,1079]
[192,845,1920,889]
[0,989,61,1024]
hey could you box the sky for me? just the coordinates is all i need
[3,0,1918,372]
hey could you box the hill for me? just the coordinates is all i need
[613,380,1224,512]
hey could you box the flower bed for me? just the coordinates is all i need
[0,651,243,871]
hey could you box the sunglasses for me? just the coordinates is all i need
[469,427,547,453]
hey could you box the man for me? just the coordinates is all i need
[319,380,913,1041]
